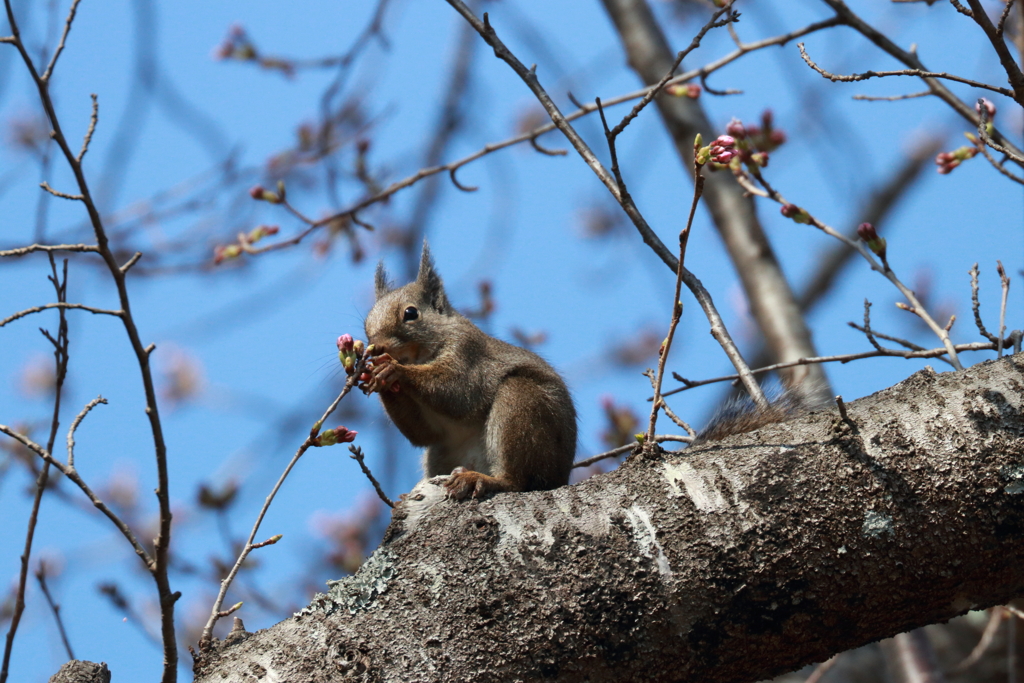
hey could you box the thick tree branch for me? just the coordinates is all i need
[193,355,1024,683]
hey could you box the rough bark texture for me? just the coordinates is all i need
[183,354,1024,683]
[47,661,110,683]
[599,0,830,402]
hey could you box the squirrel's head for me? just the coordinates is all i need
[364,241,457,364]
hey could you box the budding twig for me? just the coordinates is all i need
[200,344,372,645]
[349,445,394,508]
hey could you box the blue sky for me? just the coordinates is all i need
[0,0,1021,680]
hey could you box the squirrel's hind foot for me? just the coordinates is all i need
[444,467,512,501]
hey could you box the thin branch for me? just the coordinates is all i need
[1,255,69,683]
[805,654,840,683]
[953,607,1005,672]
[976,102,1024,169]
[572,434,693,470]
[659,341,998,399]
[76,93,97,164]
[797,42,1015,97]
[1,0,180,673]
[348,445,394,508]
[35,564,74,660]
[964,0,1024,104]
[735,166,964,369]
[0,243,99,257]
[40,0,81,82]
[818,0,1024,161]
[39,181,83,201]
[0,302,122,328]
[852,90,932,101]
[970,263,1000,343]
[200,348,372,645]
[997,261,1010,358]
[608,4,737,139]
[67,396,107,470]
[235,17,842,259]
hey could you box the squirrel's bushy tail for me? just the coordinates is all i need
[694,383,824,444]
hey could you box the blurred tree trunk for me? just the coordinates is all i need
[179,354,1024,683]
[600,0,832,403]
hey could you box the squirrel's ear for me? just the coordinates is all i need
[374,262,393,300]
[416,241,451,313]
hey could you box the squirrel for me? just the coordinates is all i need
[363,242,577,501]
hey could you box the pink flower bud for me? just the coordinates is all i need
[725,118,746,138]
[714,135,736,148]
[769,130,787,146]
[857,223,887,259]
[337,334,354,352]
[685,83,701,99]
[249,185,265,200]
[975,98,996,120]
[780,204,810,224]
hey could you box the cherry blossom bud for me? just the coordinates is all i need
[725,118,746,138]
[750,152,769,167]
[337,334,354,352]
[317,426,357,446]
[857,222,887,259]
[353,340,365,355]
[780,204,810,224]
[975,98,996,120]
[713,135,736,148]
[769,130,787,147]
[213,244,242,265]
[249,185,265,200]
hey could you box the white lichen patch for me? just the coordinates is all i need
[862,510,894,538]
[624,504,672,578]
[490,484,626,564]
[1001,464,1024,494]
[662,458,761,533]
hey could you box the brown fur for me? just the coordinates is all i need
[364,243,577,500]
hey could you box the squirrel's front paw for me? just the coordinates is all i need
[367,353,404,393]
[444,467,505,501]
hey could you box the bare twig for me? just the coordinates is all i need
[1,255,69,683]
[1,0,180,673]
[852,90,931,101]
[200,348,372,645]
[659,341,998,399]
[39,181,83,201]
[572,434,693,470]
[953,606,1005,671]
[997,261,1010,358]
[848,322,929,353]
[35,563,74,660]
[797,42,1014,97]
[67,396,107,470]
[970,263,1000,343]
[0,243,99,257]
[40,0,81,82]
[976,103,1024,172]
[805,654,840,683]
[608,4,737,140]
[76,94,97,164]
[348,445,394,508]
[0,302,122,328]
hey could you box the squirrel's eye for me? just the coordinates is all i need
[403,306,419,322]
